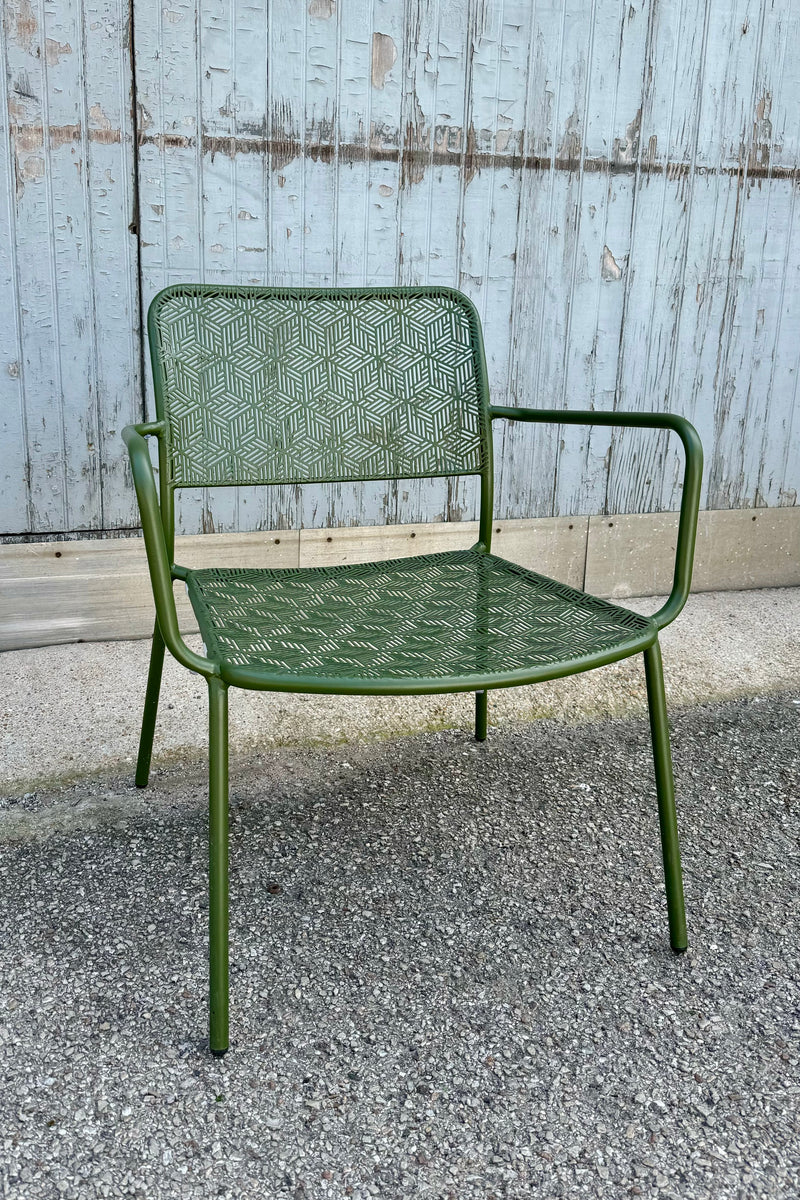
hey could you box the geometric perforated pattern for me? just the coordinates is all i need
[187,550,652,684]
[150,287,488,487]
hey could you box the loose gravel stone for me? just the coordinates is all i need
[0,694,798,1198]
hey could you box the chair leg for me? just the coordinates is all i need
[135,620,166,788]
[208,676,230,1055]
[475,690,488,742]
[643,641,688,952]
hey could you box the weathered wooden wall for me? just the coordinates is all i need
[1,0,141,537]
[2,0,799,539]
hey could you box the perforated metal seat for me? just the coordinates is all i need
[187,549,654,692]
[123,283,703,1055]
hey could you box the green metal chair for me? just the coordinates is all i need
[123,285,702,1056]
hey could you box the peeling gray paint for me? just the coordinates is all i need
[371,33,397,91]
[308,0,336,18]
[613,108,642,165]
[601,246,623,282]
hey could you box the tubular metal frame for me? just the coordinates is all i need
[123,286,702,1055]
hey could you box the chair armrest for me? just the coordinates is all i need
[489,406,703,630]
[122,424,218,677]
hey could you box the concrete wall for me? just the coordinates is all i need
[2,508,798,651]
[2,0,799,541]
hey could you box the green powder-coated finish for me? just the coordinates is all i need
[187,550,654,692]
[475,691,488,742]
[149,285,491,488]
[644,641,688,952]
[208,676,230,1055]
[124,284,703,1054]
[135,619,165,788]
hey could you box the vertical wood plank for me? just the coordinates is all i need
[5,0,71,532]
[553,0,629,517]
[0,8,30,533]
[83,0,142,530]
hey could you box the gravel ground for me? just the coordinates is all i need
[0,694,798,1199]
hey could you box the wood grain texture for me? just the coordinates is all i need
[1,0,798,539]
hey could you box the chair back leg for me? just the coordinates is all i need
[208,676,230,1054]
[135,621,166,788]
[475,690,488,741]
[643,640,688,952]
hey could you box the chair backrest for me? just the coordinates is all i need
[148,285,491,488]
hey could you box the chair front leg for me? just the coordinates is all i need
[643,640,688,952]
[208,676,230,1055]
[135,619,166,788]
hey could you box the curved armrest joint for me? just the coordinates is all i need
[489,406,703,630]
[122,424,218,677]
